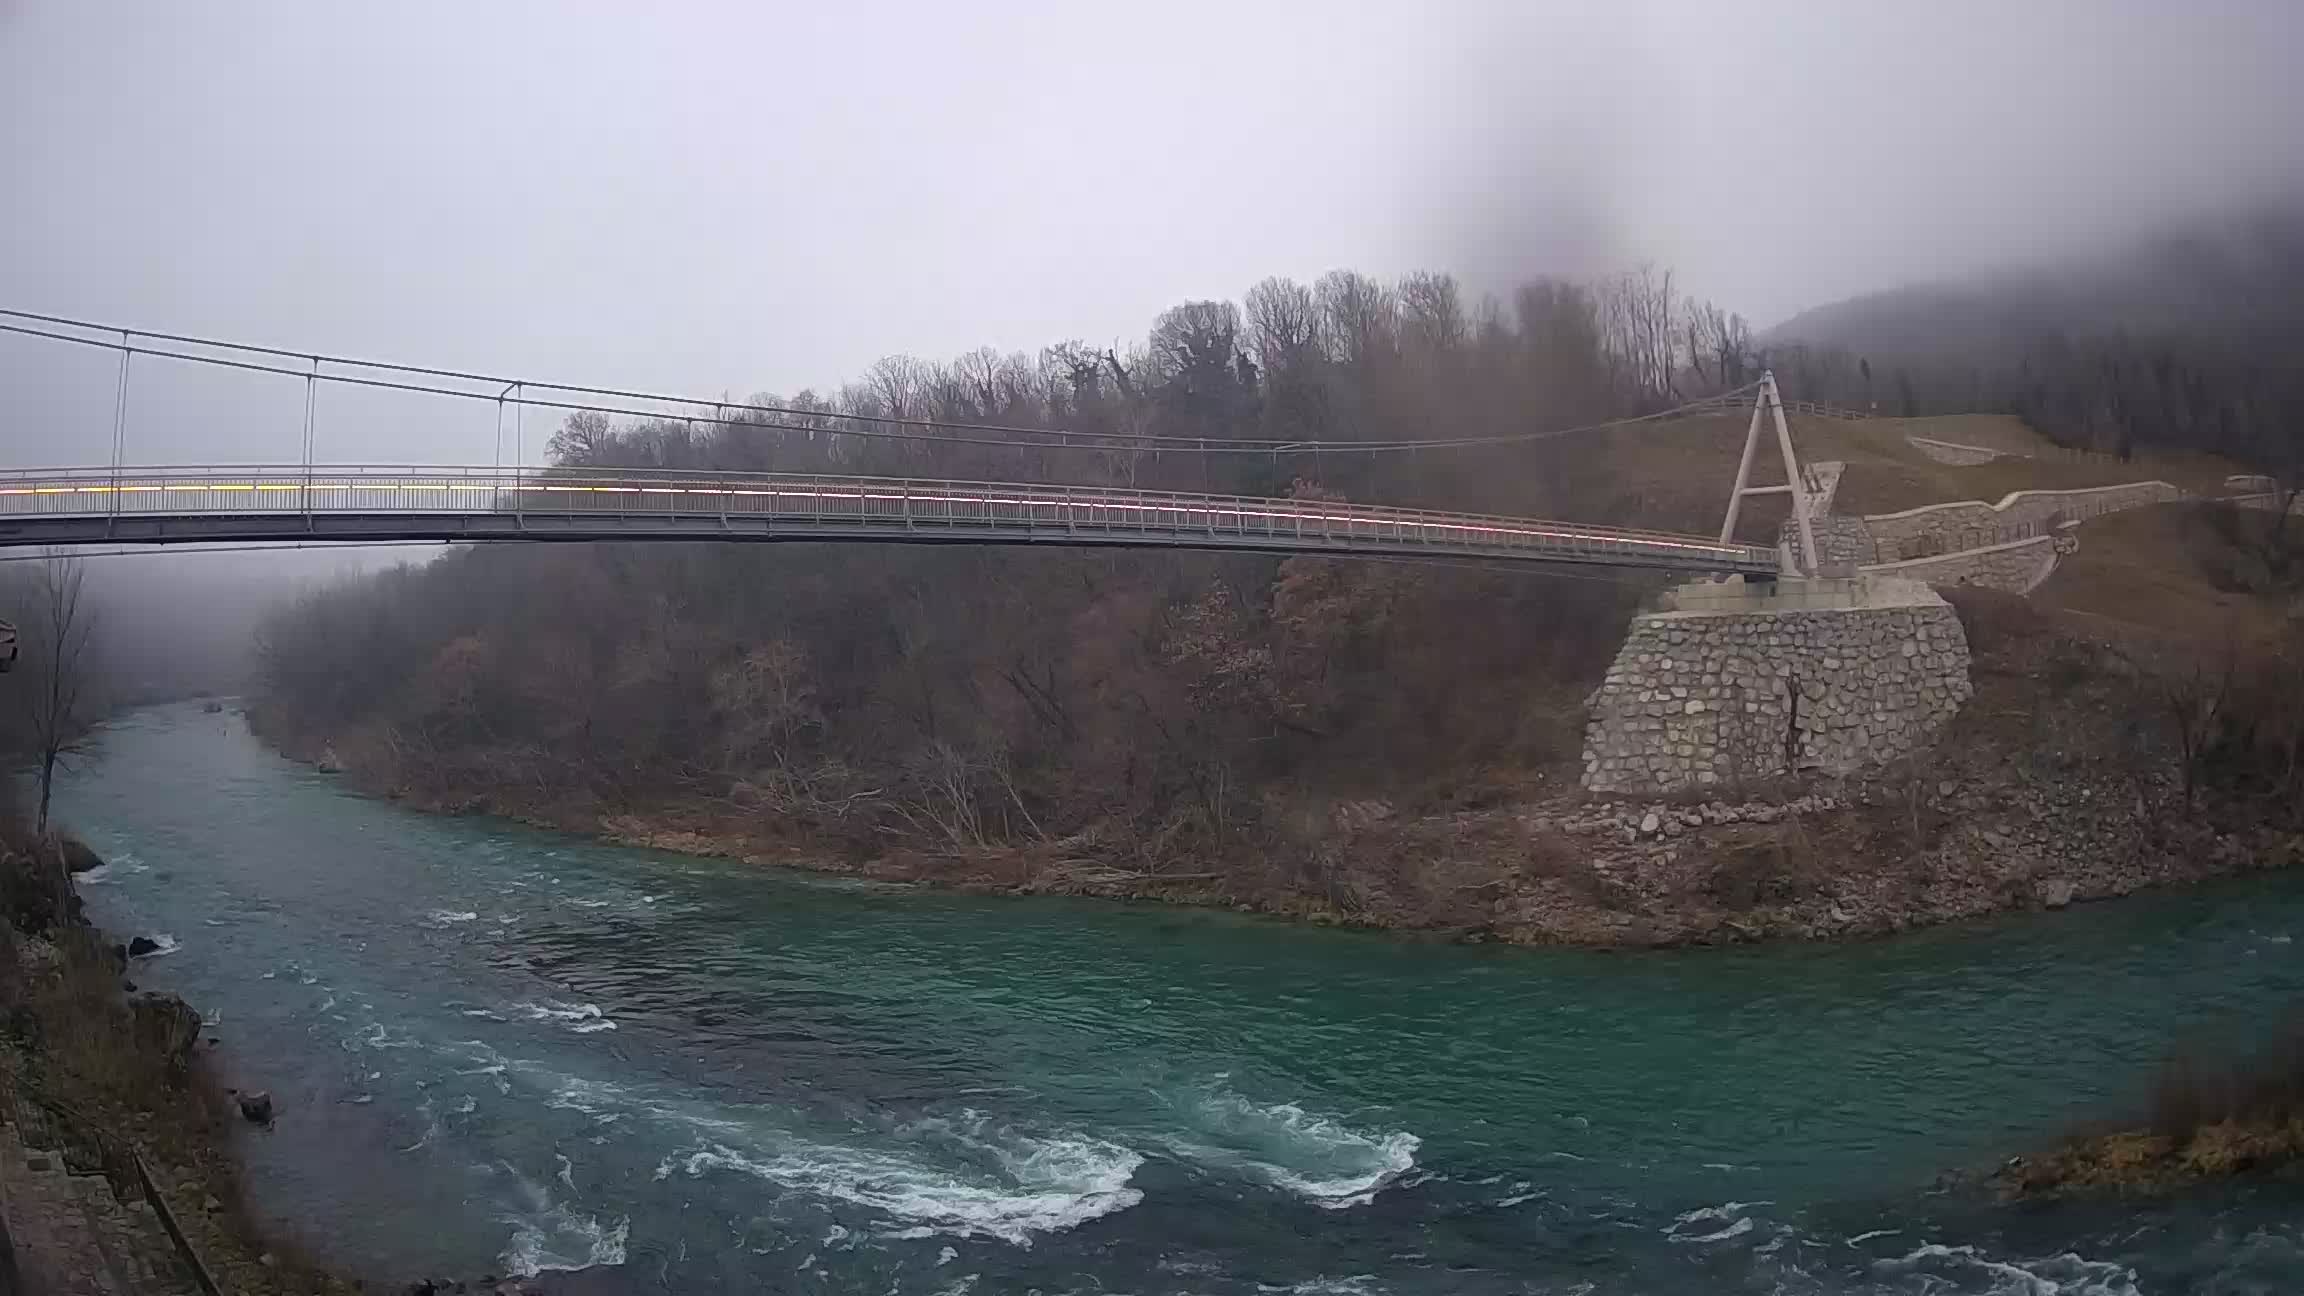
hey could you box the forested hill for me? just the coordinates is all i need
[250,265,1743,917]
[1764,199,2304,472]
[245,247,2303,932]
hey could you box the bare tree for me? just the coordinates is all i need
[546,410,617,466]
[22,554,96,834]
[861,354,934,421]
[709,640,821,779]
[1314,269,1398,372]
[948,346,1009,417]
[1596,264,1684,406]
[1513,279,1610,411]
[1146,300,1244,385]
[1243,276,1320,375]
[2127,634,2242,811]
[1398,271,1468,357]
[1685,298,1755,392]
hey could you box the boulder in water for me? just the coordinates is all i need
[59,837,104,874]
[238,1090,275,1124]
[201,700,224,714]
[126,935,162,957]
[316,745,344,774]
[128,992,203,1070]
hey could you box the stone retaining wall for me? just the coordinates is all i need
[1581,578,1972,795]
[1775,462,1856,569]
[1783,514,1876,569]
[1860,533,2065,595]
[1864,481,2184,553]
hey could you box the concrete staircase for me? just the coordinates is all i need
[1,1105,203,1296]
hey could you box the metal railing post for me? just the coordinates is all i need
[303,356,319,530]
[513,383,527,530]
[107,335,132,536]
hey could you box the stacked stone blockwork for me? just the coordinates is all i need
[1581,577,1972,794]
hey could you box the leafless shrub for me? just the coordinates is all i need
[1704,820,1826,910]
[2150,1017,2304,1143]
[1942,585,2052,659]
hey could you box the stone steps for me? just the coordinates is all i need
[79,1171,201,1294]
[2,1122,129,1295]
[1,1113,203,1296]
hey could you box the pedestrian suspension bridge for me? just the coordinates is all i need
[0,310,1828,578]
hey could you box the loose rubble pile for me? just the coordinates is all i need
[1537,794,1845,841]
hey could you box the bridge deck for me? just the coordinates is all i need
[0,466,1779,575]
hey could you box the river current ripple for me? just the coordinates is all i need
[56,703,2304,1293]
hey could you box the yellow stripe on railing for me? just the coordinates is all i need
[0,472,1773,563]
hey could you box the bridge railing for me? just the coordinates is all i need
[1670,394,1877,421]
[0,464,1779,571]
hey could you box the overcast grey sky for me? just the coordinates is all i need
[4,0,2303,467]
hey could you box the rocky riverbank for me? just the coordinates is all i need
[576,758,2296,948]
[0,824,358,1294]
[0,823,610,1295]
[259,600,2304,950]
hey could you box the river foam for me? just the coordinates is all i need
[1163,1083,1420,1209]
[656,1125,1143,1247]
[1873,1243,2142,1295]
[497,1170,629,1277]
[512,999,618,1033]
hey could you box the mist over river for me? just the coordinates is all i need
[52,702,2304,1293]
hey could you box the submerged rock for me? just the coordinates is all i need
[238,1090,275,1124]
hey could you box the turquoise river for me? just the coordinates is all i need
[54,703,2304,1293]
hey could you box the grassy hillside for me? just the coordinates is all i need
[1536,411,2246,543]
[2033,502,2298,647]
[1878,414,2058,455]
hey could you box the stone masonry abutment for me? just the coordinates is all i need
[1581,576,1973,795]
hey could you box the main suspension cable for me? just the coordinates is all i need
[0,309,1758,458]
